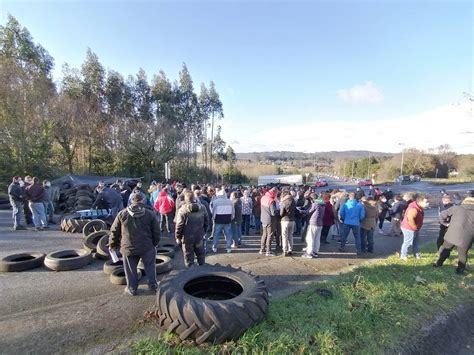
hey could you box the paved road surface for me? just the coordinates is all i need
[0,180,472,354]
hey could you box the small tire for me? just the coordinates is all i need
[103,259,123,274]
[44,249,92,271]
[83,230,109,253]
[156,246,175,258]
[0,252,46,272]
[156,264,269,344]
[110,267,141,285]
[83,219,108,238]
[138,255,172,275]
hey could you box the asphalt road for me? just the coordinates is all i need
[0,179,472,354]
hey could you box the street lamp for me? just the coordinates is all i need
[398,143,405,176]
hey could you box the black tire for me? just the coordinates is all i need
[44,249,92,271]
[83,219,108,238]
[156,264,269,344]
[103,259,123,274]
[138,255,172,275]
[96,234,119,258]
[58,202,67,213]
[0,252,46,272]
[67,218,88,233]
[76,196,93,204]
[156,246,175,258]
[110,267,141,285]
[83,230,109,253]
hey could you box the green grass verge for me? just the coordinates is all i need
[423,177,474,185]
[133,244,473,354]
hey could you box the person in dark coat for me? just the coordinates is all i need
[109,192,161,295]
[230,191,243,247]
[280,188,296,256]
[434,195,474,274]
[320,193,335,244]
[8,176,27,230]
[175,191,209,267]
[388,195,404,237]
[437,194,453,249]
[25,177,48,231]
[377,195,391,234]
[92,186,124,218]
[260,188,277,256]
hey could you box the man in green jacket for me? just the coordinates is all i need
[110,193,161,296]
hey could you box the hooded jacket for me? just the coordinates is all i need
[175,202,209,242]
[210,192,234,224]
[109,203,161,256]
[361,201,378,230]
[439,197,474,249]
[340,199,366,226]
[260,191,277,225]
[231,197,243,223]
[154,190,175,215]
[280,194,296,222]
[307,201,325,226]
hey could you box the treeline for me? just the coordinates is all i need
[333,146,474,180]
[0,15,234,185]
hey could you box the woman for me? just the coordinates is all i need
[320,193,335,244]
[302,193,325,259]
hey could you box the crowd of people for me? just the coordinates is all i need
[7,176,473,295]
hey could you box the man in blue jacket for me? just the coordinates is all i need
[339,192,366,255]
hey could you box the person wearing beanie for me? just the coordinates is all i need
[109,192,161,296]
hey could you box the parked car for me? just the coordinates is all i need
[357,179,373,187]
[315,179,328,187]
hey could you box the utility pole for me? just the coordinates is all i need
[398,143,405,176]
[367,155,371,179]
[209,112,215,182]
[351,160,355,178]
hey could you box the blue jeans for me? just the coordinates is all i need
[212,223,233,250]
[232,222,242,244]
[401,228,420,258]
[341,224,361,253]
[29,201,48,228]
[241,215,250,235]
[360,228,374,252]
[253,213,261,232]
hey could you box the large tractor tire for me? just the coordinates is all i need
[156,264,268,344]
[82,219,108,238]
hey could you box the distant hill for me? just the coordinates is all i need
[236,151,393,161]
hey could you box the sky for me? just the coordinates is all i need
[1,0,472,154]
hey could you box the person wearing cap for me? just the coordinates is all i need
[8,176,27,230]
[109,192,161,296]
[43,180,55,224]
[360,196,378,253]
[434,193,474,274]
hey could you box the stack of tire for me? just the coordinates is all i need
[56,182,95,214]
[60,216,89,233]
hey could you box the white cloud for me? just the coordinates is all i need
[226,103,474,154]
[337,81,383,104]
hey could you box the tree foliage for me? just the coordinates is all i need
[0,16,245,185]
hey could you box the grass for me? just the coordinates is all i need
[133,244,473,354]
[423,177,474,185]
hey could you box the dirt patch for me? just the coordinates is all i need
[391,303,474,355]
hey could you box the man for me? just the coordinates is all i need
[260,187,277,256]
[388,195,404,237]
[230,191,242,248]
[109,192,161,296]
[360,196,378,253]
[355,187,365,200]
[118,180,132,207]
[302,193,325,259]
[437,194,453,249]
[434,191,474,274]
[154,186,175,238]
[339,192,366,255]
[92,185,124,219]
[400,194,429,261]
[25,177,48,231]
[175,191,209,267]
[240,190,253,236]
[43,180,55,224]
[210,187,234,253]
[8,176,27,230]
[280,188,296,256]
[368,185,376,199]
[23,175,33,225]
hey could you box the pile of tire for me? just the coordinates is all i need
[56,182,95,214]
[155,264,269,344]
[0,250,93,272]
[60,216,89,233]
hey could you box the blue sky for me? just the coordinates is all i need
[1,0,472,153]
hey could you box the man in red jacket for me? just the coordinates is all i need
[154,186,175,238]
[399,194,429,260]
